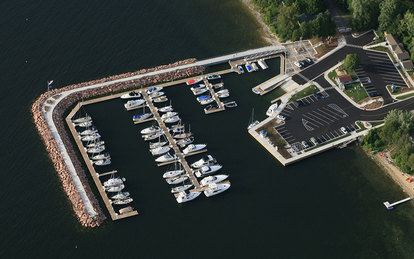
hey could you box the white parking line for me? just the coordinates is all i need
[317,108,340,120]
[321,107,345,118]
[330,131,338,138]
[304,113,327,126]
[302,114,325,126]
[310,110,335,122]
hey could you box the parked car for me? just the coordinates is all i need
[294,61,302,68]
[301,141,309,149]
[305,57,314,64]
[310,137,318,146]
[340,127,348,134]
[276,114,286,121]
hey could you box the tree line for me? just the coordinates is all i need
[362,110,414,173]
[252,0,336,41]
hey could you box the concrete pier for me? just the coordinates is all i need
[383,197,414,210]
[202,78,225,114]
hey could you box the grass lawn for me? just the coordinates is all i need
[344,82,368,103]
[315,44,336,58]
[289,85,318,102]
[356,121,366,132]
[396,92,414,100]
[386,85,403,95]
[256,120,292,159]
[369,120,384,127]
[370,47,396,63]
[328,70,338,86]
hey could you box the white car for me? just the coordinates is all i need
[276,114,286,121]
[340,127,348,134]
[294,61,302,68]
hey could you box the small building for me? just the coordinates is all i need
[385,33,412,70]
[336,74,353,90]
[402,60,414,71]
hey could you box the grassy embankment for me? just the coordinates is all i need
[256,120,292,159]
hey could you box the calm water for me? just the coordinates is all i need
[2,0,414,258]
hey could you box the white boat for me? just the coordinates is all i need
[81,133,101,142]
[124,99,145,109]
[200,174,229,186]
[204,182,231,197]
[266,103,279,117]
[111,192,130,200]
[151,146,170,156]
[245,63,253,72]
[251,62,259,71]
[79,128,97,136]
[163,169,185,179]
[183,144,206,155]
[192,87,209,95]
[197,95,211,103]
[173,124,192,139]
[171,184,193,194]
[191,155,216,168]
[258,59,268,70]
[92,152,110,160]
[166,175,188,185]
[103,177,125,187]
[105,184,125,192]
[133,113,152,122]
[216,89,229,94]
[158,105,173,113]
[164,116,180,124]
[161,111,178,120]
[149,140,168,149]
[247,108,260,130]
[149,91,164,99]
[176,190,201,203]
[171,125,185,133]
[112,198,133,205]
[77,121,92,128]
[195,164,223,177]
[217,91,229,98]
[86,140,105,148]
[94,158,111,166]
[190,84,205,91]
[73,115,91,124]
[120,91,141,99]
[155,153,177,163]
[176,136,194,148]
[237,65,244,74]
[186,77,203,86]
[141,125,161,135]
[200,98,214,105]
[153,96,168,103]
[87,145,105,154]
[146,87,163,95]
[143,131,164,141]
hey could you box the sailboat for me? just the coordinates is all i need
[176,136,194,148]
[247,108,260,130]
[163,162,185,178]
[173,124,192,139]
[171,184,193,194]
[73,114,91,124]
[94,158,111,166]
[158,102,173,113]
[133,104,152,122]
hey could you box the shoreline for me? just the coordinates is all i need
[240,0,280,46]
[364,148,414,197]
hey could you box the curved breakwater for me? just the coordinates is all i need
[31,58,204,227]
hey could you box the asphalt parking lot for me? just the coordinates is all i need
[283,41,317,75]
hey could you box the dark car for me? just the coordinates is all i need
[294,100,304,106]
[369,92,380,97]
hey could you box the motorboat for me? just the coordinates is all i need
[161,111,178,120]
[186,77,203,86]
[171,125,185,133]
[94,158,111,166]
[237,65,244,74]
[149,140,168,149]
[217,91,229,98]
[141,125,161,135]
[200,174,229,186]
[103,177,125,187]
[247,108,260,130]
[124,99,145,109]
[176,136,194,148]
[111,192,130,200]
[173,125,192,139]
[223,100,237,108]
[204,104,219,113]
[212,82,224,89]
[266,103,279,117]
[119,206,133,214]
[153,96,168,103]
[176,190,201,203]
[81,133,101,142]
[158,105,173,113]
[258,59,268,70]
[143,131,164,141]
[207,74,221,80]
[120,91,141,99]
[200,98,214,105]
[92,152,110,160]
[112,198,133,205]
[203,182,231,197]
[183,144,206,155]
[86,141,105,148]
[192,87,209,95]
[133,113,152,122]
[73,115,91,124]
[151,146,170,156]
[245,63,253,72]
[191,155,216,168]
[164,116,180,124]
[171,184,193,194]
[146,87,163,95]
[163,169,185,179]
[166,175,188,185]
[195,164,222,177]
[79,128,97,136]
[149,91,164,99]
[77,121,92,128]
[155,153,177,163]
[251,62,259,71]
[87,145,105,154]
[196,95,211,102]
[216,89,229,95]
[190,84,205,91]
[105,184,125,192]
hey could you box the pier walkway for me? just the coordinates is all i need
[203,78,225,114]
[142,91,201,189]
[383,197,414,210]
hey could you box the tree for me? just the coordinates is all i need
[350,0,381,31]
[276,5,299,41]
[378,0,402,33]
[343,54,360,72]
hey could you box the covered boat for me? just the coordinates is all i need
[183,144,206,155]
[112,192,130,200]
[195,164,223,177]
[204,182,231,197]
[176,190,201,203]
[121,91,141,99]
[112,198,133,205]
[133,113,153,122]
[124,99,145,109]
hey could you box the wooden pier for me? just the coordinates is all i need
[66,105,139,221]
[202,78,225,114]
[142,91,201,189]
[133,117,155,124]
[383,197,414,210]
[127,104,147,111]
[98,170,118,177]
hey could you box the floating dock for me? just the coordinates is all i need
[202,78,225,114]
[252,74,290,95]
[383,197,414,210]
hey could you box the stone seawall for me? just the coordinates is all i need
[31,59,204,227]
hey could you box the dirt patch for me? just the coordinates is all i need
[362,101,382,110]
[256,120,292,159]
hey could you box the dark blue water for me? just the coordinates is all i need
[2,0,414,258]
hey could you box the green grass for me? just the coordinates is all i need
[344,82,368,103]
[370,47,396,63]
[328,70,338,86]
[305,134,349,152]
[356,121,366,132]
[369,120,384,127]
[289,85,318,102]
[386,85,403,95]
[396,92,414,100]
[315,44,336,58]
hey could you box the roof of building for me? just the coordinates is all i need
[338,74,353,83]
[402,60,414,71]
[397,51,411,61]
[386,33,398,47]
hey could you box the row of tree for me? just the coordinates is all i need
[362,110,414,173]
[252,0,336,41]
[336,0,414,62]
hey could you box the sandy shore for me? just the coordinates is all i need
[366,150,414,197]
[241,0,280,45]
